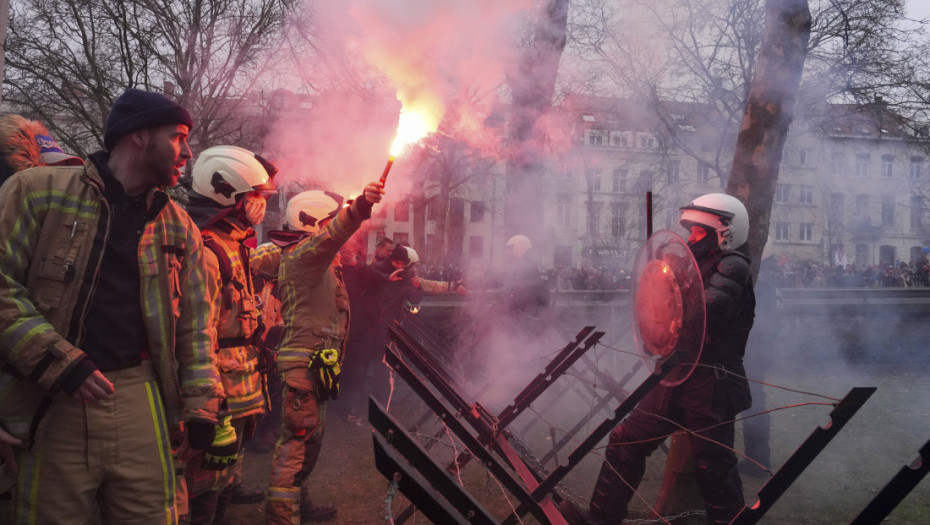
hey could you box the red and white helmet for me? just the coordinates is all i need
[679,193,749,252]
[285,190,343,234]
[191,145,276,206]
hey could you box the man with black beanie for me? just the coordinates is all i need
[0,87,224,524]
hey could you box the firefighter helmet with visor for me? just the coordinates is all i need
[679,193,748,252]
[191,145,277,207]
[285,190,343,234]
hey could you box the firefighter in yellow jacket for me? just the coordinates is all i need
[185,145,282,524]
[265,182,384,524]
[0,88,224,524]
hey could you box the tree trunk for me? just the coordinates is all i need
[657,0,811,515]
[504,0,569,245]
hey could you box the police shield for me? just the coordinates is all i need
[630,230,705,386]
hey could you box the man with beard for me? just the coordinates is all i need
[0,88,224,524]
[561,193,755,525]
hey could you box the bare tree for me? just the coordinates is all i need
[3,0,295,156]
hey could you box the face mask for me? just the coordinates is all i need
[241,193,267,226]
[688,232,718,259]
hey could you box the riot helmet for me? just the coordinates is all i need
[505,235,532,259]
[679,193,749,252]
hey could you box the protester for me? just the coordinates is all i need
[0,113,83,186]
[0,88,224,524]
[371,236,394,263]
[184,145,282,523]
[265,182,384,524]
[561,193,755,525]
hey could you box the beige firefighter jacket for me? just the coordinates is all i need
[0,162,223,442]
[275,199,368,374]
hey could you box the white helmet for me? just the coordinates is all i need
[191,145,277,206]
[285,190,343,234]
[404,246,420,265]
[506,235,532,259]
[679,193,749,252]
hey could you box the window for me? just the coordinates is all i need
[611,132,630,147]
[586,167,602,191]
[667,160,680,183]
[855,153,870,177]
[775,184,790,203]
[799,185,813,204]
[855,244,868,267]
[798,148,811,166]
[468,236,483,259]
[799,222,813,242]
[611,204,624,240]
[881,155,894,178]
[612,168,627,192]
[639,134,657,149]
[587,130,604,146]
[633,171,653,193]
[831,152,844,175]
[394,200,410,222]
[856,194,870,222]
[882,197,895,226]
[557,194,572,227]
[775,222,789,241]
[910,157,925,180]
[910,195,924,229]
[427,201,439,221]
[393,232,409,246]
[696,163,710,183]
[553,245,573,269]
[470,201,485,223]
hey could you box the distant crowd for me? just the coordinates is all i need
[419,257,930,292]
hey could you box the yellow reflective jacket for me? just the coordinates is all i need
[0,163,223,441]
[202,222,280,417]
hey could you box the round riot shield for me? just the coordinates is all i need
[630,230,705,386]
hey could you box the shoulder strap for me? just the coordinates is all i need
[203,234,234,288]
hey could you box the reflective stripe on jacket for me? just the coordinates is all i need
[202,223,281,417]
[0,162,223,440]
[276,201,366,373]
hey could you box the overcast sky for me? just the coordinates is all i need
[907,0,930,22]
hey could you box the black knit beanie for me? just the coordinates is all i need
[390,244,410,265]
[104,88,194,150]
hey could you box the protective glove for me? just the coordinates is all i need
[308,348,341,401]
[201,415,239,471]
[186,420,217,451]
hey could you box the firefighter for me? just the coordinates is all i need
[265,182,384,524]
[0,88,224,524]
[185,145,282,524]
[561,193,755,525]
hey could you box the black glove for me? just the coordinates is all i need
[186,420,216,451]
[201,416,239,471]
[308,348,341,402]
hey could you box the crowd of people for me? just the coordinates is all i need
[0,87,769,525]
[0,89,466,525]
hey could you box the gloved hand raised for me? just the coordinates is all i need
[201,415,239,471]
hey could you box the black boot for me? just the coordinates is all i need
[300,500,337,522]
[694,459,745,524]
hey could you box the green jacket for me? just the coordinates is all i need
[0,162,223,441]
